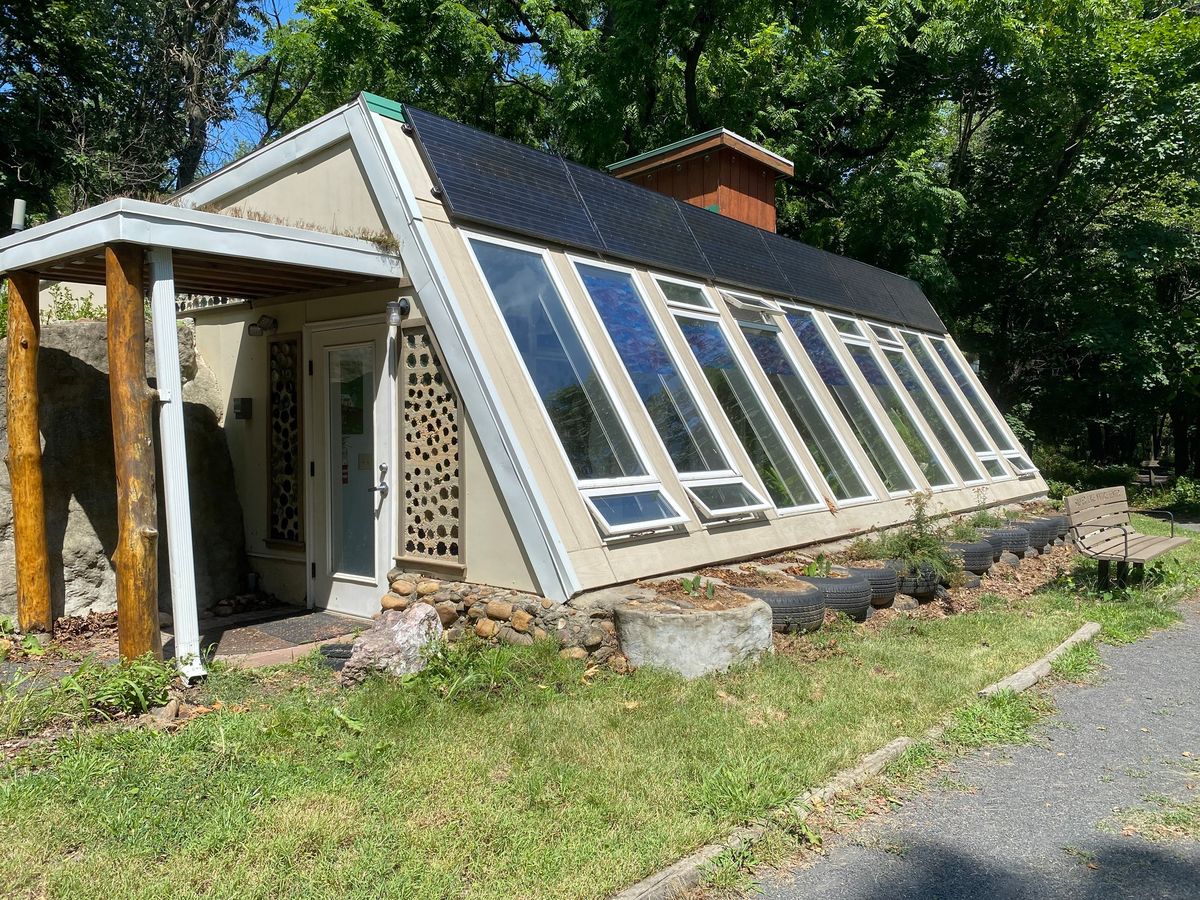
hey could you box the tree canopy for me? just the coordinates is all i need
[2,0,1198,470]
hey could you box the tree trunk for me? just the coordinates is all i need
[4,271,52,633]
[105,244,162,661]
[1171,399,1190,476]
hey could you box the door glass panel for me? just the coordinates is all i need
[844,343,953,487]
[882,347,983,482]
[676,316,816,509]
[470,239,645,480]
[740,324,870,501]
[328,344,375,577]
[786,310,916,493]
[577,263,727,474]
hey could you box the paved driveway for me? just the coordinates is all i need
[760,602,1200,900]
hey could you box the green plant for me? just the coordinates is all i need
[802,553,832,577]
[58,654,175,718]
[681,575,716,600]
[858,492,962,578]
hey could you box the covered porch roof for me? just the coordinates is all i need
[1,197,409,682]
[0,198,408,300]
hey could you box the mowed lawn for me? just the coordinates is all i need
[1,516,1194,900]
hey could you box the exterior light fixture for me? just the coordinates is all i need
[247,314,278,337]
[386,296,411,326]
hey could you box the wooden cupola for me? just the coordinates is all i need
[607,128,794,233]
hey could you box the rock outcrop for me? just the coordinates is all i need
[0,320,247,619]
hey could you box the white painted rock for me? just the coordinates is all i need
[340,603,443,685]
[614,599,773,679]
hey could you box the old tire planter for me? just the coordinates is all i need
[983,526,1031,557]
[794,575,872,622]
[945,540,994,575]
[834,565,900,607]
[1044,514,1069,540]
[887,560,939,599]
[977,529,1004,561]
[741,584,825,633]
[1013,519,1052,551]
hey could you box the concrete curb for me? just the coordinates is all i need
[608,621,1103,900]
[979,621,1102,696]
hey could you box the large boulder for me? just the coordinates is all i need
[614,599,773,679]
[341,603,444,685]
[0,320,247,619]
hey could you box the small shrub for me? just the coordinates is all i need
[801,553,832,577]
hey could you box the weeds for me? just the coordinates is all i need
[0,654,175,740]
[1050,641,1101,681]
[944,691,1048,748]
[681,575,717,600]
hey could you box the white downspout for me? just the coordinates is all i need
[148,247,206,681]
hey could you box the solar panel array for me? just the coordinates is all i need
[403,105,947,333]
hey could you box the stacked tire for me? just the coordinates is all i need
[944,540,994,575]
[793,575,872,622]
[1044,514,1069,541]
[742,584,825,633]
[835,565,900,608]
[1012,519,1053,552]
[981,526,1031,558]
[887,560,939,599]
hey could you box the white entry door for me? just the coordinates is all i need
[309,321,393,618]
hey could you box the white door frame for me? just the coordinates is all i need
[303,314,395,617]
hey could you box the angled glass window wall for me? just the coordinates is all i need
[929,336,1036,472]
[901,331,1008,478]
[869,324,984,484]
[785,308,917,494]
[573,261,768,520]
[467,236,686,535]
[739,321,873,503]
[673,311,819,511]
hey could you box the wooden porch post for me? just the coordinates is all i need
[105,244,162,661]
[4,271,53,633]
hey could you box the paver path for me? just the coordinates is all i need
[761,601,1200,900]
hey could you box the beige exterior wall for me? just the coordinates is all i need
[205,139,387,235]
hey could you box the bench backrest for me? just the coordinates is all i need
[1064,486,1130,555]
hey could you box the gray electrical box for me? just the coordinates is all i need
[233,397,253,420]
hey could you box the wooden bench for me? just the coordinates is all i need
[1064,486,1188,586]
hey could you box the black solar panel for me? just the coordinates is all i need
[401,104,947,333]
[883,271,947,333]
[676,202,793,295]
[825,255,907,325]
[564,161,712,280]
[761,231,856,311]
[404,106,603,252]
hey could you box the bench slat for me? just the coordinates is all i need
[1124,537,1190,563]
[1068,502,1130,527]
[1072,512,1132,534]
[1065,487,1131,517]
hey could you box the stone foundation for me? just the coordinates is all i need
[384,572,654,673]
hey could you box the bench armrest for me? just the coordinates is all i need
[1135,508,1175,537]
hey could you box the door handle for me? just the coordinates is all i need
[369,462,389,497]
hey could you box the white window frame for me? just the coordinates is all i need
[826,313,961,491]
[666,294,827,515]
[719,289,784,315]
[580,482,690,537]
[568,255,770,521]
[462,230,689,536]
[682,476,774,520]
[781,303,922,498]
[896,327,1014,483]
[653,272,713,309]
[864,320,988,487]
[927,334,1038,474]
[735,315,877,507]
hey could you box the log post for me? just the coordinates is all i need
[4,271,53,633]
[106,244,162,661]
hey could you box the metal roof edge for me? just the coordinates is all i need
[606,126,792,173]
[361,92,407,122]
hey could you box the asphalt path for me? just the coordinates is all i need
[760,601,1200,900]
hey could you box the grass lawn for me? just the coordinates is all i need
[1,515,1195,900]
